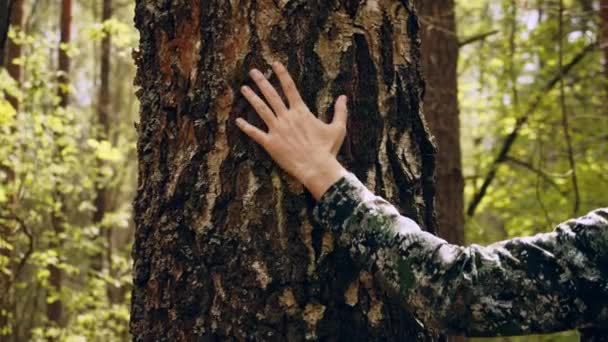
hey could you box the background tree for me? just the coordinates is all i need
[416,0,465,247]
[602,0,608,77]
[46,0,72,329]
[0,0,13,66]
[131,0,439,340]
[0,0,23,335]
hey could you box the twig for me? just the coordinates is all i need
[459,30,499,48]
[466,41,597,217]
[505,156,566,196]
[0,212,34,281]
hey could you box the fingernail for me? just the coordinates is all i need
[241,85,249,93]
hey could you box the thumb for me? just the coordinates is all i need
[331,95,348,129]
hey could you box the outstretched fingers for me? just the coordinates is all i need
[236,118,269,147]
[241,85,277,128]
[332,95,348,129]
[249,69,288,115]
[272,62,304,109]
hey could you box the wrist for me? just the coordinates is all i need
[300,156,348,201]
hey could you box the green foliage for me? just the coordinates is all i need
[0,2,138,341]
[458,0,607,340]
[1,0,605,340]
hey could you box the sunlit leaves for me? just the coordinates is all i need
[87,139,124,162]
[83,18,139,57]
[1,4,138,340]
[457,0,608,306]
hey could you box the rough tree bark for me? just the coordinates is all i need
[417,0,464,246]
[131,1,439,340]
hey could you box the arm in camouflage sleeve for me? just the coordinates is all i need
[313,171,608,337]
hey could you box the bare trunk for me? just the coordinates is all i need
[131,1,439,340]
[5,0,23,109]
[57,0,71,108]
[417,0,464,246]
[0,0,12,67]
[417,2,464,341]
[0,0,24,337]
[47,0,71,329]
[602,0,608,95]
[93,0,119,304]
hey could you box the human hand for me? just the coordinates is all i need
[236,61,348,200]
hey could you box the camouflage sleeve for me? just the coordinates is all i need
[312,172,608,337]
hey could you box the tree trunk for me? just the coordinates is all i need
[57,0,71,108]
[5,0,23,109]
[602,0,608,94]
[417,2,465,341]
[131,1,439,340]
[93,0,119,304]
[0,0,24,337]
[417,0,464,246]
[47,0,71,329]
[94,0,112,225]
[0,0,12,67]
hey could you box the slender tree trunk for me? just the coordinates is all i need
[47,0,71,329]
[0,0,13,67]
[602,0,608,91]
[5,0,23,81]
[0,1,24,337]
[0,221,13,338]
[93,0,119,304]
[131,1,439,340]
[57,0,71,108]
[5,0,23,109]
[417,2,465,341]
[417,0,464,246]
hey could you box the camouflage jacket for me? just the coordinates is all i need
[313,172,608,340]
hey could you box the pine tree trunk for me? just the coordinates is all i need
[131,1,439,340]
[417,0,464,246]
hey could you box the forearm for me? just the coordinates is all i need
[313,172,608,336]
[300,156,348,201]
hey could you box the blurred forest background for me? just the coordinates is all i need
[0,0,606,341]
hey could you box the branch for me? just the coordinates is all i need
[466,41,598,217]
[0,212,34,282]
[458,30,499,48]
[504,156,567,196]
